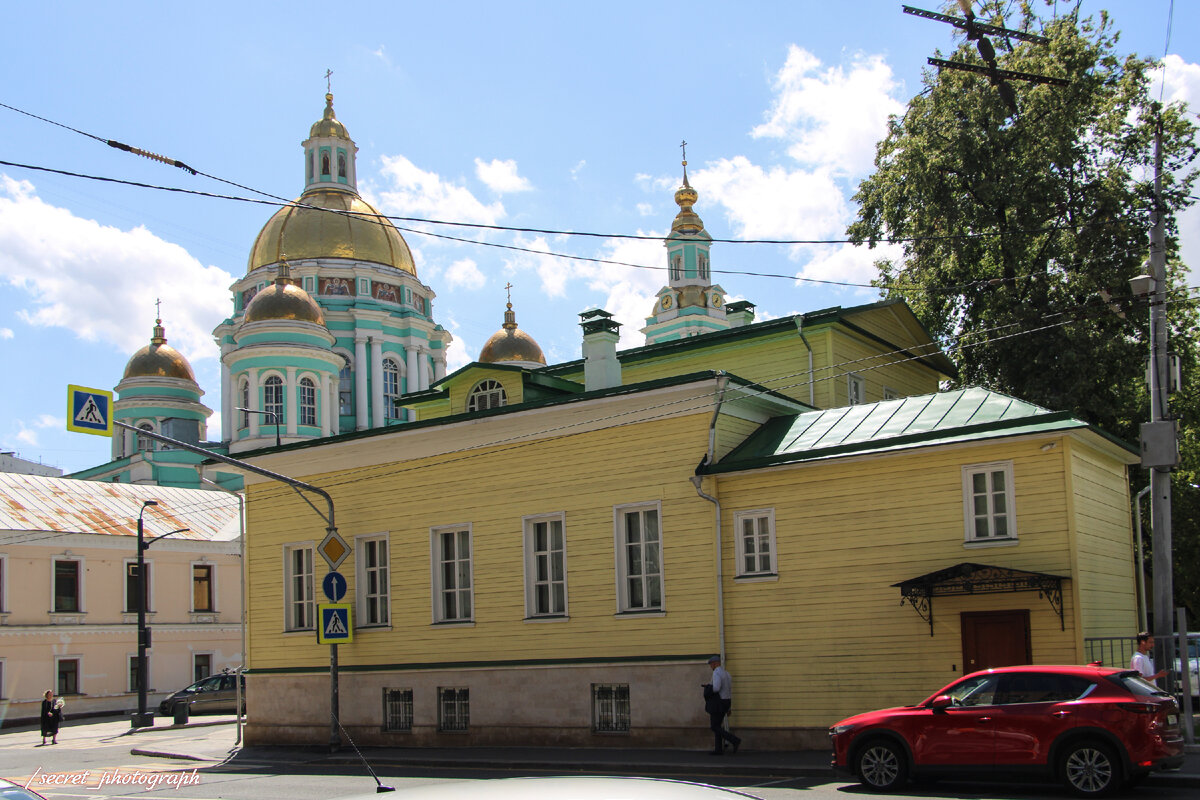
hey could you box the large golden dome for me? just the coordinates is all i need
[247,190,416,275]
[124,320,196,381]
[244,278,326,325]
[479,302,545,366]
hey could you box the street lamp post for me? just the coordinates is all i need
[132,500,189,728]
[236,407,281,448]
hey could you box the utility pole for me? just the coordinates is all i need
[1132,111,1178,681]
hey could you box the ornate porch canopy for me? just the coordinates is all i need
[892,562,1067,636]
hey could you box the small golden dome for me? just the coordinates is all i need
[310,93,349,139]
[247,190,416,275]
[123,320,196,381]
[479,302,546,365]
[244,266,326,325]
[671,157,706,234]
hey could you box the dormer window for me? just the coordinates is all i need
[466,380,506,412]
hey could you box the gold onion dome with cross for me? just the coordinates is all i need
[245,93,417,276]
[244,261,327,325]
[123,318,196,381]
[672,159,705,235]
[479,290,546,365]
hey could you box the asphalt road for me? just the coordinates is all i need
[2,717,1197,800]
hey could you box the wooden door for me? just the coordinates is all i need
[961,609,1031,673]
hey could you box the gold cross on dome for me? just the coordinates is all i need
[155,297,161,319]
[325,69,333,93]
[504,282,513,304]
[680,139,688,165]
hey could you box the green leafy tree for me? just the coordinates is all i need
[848,1,1199,620]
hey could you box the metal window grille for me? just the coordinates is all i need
[592,684,630,733]
[438,687,469,732]
[383,688,413,732]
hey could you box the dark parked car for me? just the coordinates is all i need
[830,665,1183,796]
[158,672,244,716]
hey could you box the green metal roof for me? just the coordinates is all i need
[705,387,1129,472]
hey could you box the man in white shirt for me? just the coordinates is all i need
[705,655,742,755]
[1130,632,1168,685]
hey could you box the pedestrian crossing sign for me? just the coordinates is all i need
[317,603,353,644]
[66,385,113,437]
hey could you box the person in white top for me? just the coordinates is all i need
[704,655,742,755]
[1130,631,1168,685]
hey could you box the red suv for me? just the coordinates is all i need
[830,665,1183,796]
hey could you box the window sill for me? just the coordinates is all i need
[189,613,220,624]
[963,537,1019,549]
[734,573,779,583]
[356,623,392,632]
[524,615,570,623]
[432,620,475,628]
[615,609,665,619]
[50,613,86,625]
[282,628,317,636]
[122,612,157,624]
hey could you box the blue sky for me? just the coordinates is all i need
[2,1,1198,474]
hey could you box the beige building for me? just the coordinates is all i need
[0,474,242,725]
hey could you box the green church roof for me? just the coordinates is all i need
[704,387,1133,472]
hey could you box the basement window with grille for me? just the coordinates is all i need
[383,688,413,732]
[438,687,469,732]
[592,683,630,733]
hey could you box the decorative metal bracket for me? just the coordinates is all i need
[893,562,1067,637]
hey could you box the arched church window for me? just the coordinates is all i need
[320,152,331,177]
[466,380,506,412]
[239,379,250,429]
[337,152,347,179]
[264,375,285,424]
[338,360,353,416]
[383,358,401,420]
[136,422,156,452]
[299,377,317,426]
[670,253,682,281]
[698,252,709,280]
[307,151,314,182]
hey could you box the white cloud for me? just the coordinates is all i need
[440,317,475,372]
[372,155,505,226]
[752,45,904,176]
[503,235,574,298]
[34,414,59,428]
[636,203,654,217]
[583,234,666,349]
[694,156,848,246]
[0,327,12,339]
[0,176,233,363]
[797,242,902,296]
[570,160,587,180]
[445,258,487,290]
[474,158,532,194]
[15,426,38,447]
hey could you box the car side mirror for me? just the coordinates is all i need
[929,695,954,712]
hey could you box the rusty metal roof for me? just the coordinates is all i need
[0,473,240,541]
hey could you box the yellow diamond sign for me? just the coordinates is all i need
[318,529,350,570]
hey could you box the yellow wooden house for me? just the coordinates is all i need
[234,295,1138,750]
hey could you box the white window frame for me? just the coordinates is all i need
[55,655,81,696]
[136,421,156,452]
[298,376,318,426]
[383,358,402,419]
[962,461,1018,544]
[430,525,474,624]
[123,558,153,613]
[263,374,285,424]
[883,386,899,401]
[356,534,391,628]
[51,556,84,614]
[523,513,568,619]
[847,373,865,406]
[191,561,216,613]
[734,509,778,579]
[337,353,354,416]
[613,501,664,614]
[466,380,506,412]
[283,544,315,631]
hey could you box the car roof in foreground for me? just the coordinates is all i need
[336,777,761,799]
[967,664,1124,677]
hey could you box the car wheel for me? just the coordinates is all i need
[854,738,909,792]
[1060,740,1121,797]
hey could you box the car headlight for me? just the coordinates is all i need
[831,724,857,736]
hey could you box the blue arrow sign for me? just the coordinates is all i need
[322,571,347,603]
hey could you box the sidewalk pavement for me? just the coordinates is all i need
[21,714,1200,788]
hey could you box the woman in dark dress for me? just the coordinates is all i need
[40,689,60,745]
